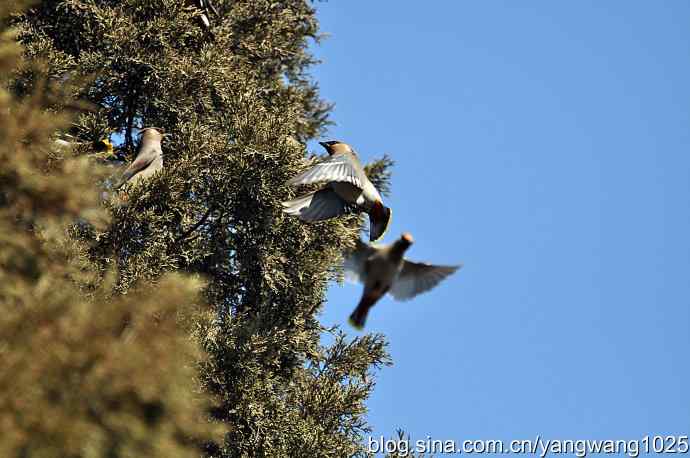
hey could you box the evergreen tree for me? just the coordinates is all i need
[0,1,221,456]
[9,0,395,456]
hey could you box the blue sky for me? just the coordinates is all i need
[310,1,690,453]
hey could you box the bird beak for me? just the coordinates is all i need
[318,141,329,149]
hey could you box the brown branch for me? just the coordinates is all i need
[173,205,216,245]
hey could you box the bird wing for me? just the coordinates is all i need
[117,153,155,188]
[389,261,462,301]
[281,188,355,222]
[287,153,366,188]
[343,240,378,283]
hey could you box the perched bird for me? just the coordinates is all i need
[53,137,114,157]
[282,140,392,242]
[343,233,461,329]
[114,127,165,189]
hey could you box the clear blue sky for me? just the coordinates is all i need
[311,1,690,453]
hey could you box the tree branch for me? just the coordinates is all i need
[174,205,216,245]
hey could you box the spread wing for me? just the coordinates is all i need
[342,240,378,283]
[281,188,356,222]
[389,261,461,301]
[287,153,366,188]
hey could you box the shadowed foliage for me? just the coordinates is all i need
[0,1,221,456]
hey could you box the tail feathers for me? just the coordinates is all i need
[369,201,392,242]
[282,188,349,222]
[348,291,382,329]
[348,303,370,330]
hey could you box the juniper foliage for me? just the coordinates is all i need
[0,2,221,456]
[9,0,395,456]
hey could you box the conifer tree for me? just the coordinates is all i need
[10,0,395,456]
[0,1,221,456]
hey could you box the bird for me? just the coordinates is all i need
[282,140,392,242]
[114,127,165,189]
[53,137,114,157]
[343,233,461,329]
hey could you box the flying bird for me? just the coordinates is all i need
[282,140,392,242]
[114,127,165,189]
[343,233,461,329]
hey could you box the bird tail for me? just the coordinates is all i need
[281,188,349,222]
[348,302,370,330]
[368,200,392,242]
[348,292,381,330]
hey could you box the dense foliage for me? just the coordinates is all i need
[3,0,395,456]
